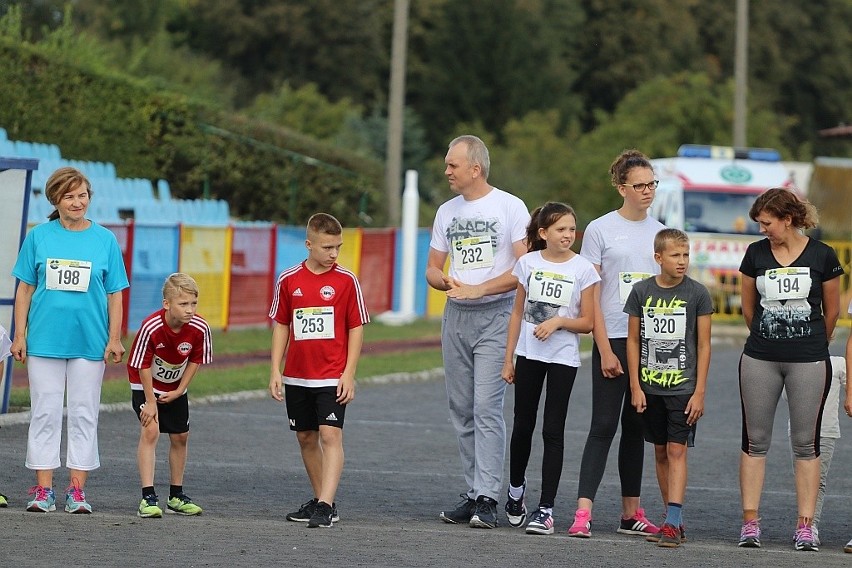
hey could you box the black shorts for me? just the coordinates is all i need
[641,392,696,447]
[132,390,190,434]
[284,384,346,431]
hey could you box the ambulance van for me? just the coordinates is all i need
[650,145,794,314]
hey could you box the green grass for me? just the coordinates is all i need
[7,320,445,409]
[7,319,601,409]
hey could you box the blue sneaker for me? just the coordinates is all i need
[526,508,555,535]
[65,483,92,514]
[26,485,56,512]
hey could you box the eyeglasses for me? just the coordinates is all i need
[621,180,659,192]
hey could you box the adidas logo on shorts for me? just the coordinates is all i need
[325,413,338,421]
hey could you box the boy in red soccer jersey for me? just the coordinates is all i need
[128,273,212,518]
[268,212,370,528]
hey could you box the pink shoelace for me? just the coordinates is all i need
[67,484,86,502]
[28,485,50,501]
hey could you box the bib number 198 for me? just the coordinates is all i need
[46,258,92,292]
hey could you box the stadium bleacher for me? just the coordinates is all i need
[0,130,230,226]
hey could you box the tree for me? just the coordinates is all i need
[407,0,583,149]
[565,72,791,222]
[168,0,390,106]
[246,83,362,140]
[572,0,705,129]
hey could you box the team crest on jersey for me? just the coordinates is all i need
[177,342,193,355]
[320,285,335,300]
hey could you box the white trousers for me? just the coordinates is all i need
[26,356,105,471]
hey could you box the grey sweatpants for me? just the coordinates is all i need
[442,298,512,501]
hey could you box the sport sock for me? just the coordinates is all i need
[170,485,183,499]
[142,486,156,499]
[508,484,525,500]
[665,502,683,528]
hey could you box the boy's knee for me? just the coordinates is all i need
[667,441,687,460]
[139,423,160,444]
[319,425,343,444]
[169,432,189,446]
[296,430,320,448]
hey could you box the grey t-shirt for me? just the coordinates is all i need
[623,276,713,396]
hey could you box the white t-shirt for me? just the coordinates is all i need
[430,187,530,305]
[580,210,664,338]
[511,251,600,367]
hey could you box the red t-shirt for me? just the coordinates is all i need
[269,262,369,386]
[128,309,213,394]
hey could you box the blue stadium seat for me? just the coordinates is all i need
[0,139,17,157]
[13,140,35,158]
[157,179,172,201]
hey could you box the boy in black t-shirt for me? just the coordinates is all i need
[624,228,713,548]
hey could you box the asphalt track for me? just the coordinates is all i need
[0,333,850,567]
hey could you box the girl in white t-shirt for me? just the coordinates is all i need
[502,202,600,534]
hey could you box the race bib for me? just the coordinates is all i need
[45,258,92,292]
[452,236,495,270]
[618,272,653,304]
[763,267,810,301]
[527,270,575,307]
[643,306,686,340]
[293,306,335,340]
[152,356,188,384]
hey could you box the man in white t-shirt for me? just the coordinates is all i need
[427,135,530,529]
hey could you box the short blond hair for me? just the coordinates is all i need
[163,272,199,300]
[654,228,690,253]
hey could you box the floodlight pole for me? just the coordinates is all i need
[384,0,410,226]
[733,0,748,147]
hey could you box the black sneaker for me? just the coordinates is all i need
[439,494,476,524]
[286,497,318,522]
[505,482,527,527]
[286,497,340,523]
[470,495,499,529]
[307,501,334,528]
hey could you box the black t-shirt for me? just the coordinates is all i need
[739,237,844,362]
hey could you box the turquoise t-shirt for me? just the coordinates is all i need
[12,219,129,360]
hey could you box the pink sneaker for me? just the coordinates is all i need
[568,508,592,538]
[617,507,660,536]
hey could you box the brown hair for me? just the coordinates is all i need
[609,149,653,187]
[163,272,199,300]
[526,201,576,252]
[307,212,343,237]
[45,167,92,221]
[748,187,818,229]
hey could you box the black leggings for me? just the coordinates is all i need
[509,356,578,509]
[577,339,646,501]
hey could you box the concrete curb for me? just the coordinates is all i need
[0,367,450,427]
[0,325,783,428]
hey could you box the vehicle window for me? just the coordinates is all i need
[683,191,760,234]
